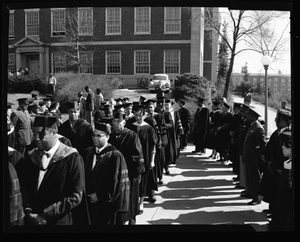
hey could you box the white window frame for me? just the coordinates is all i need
[51,8,66,37]
[52,52,66,73]
[105,8,121,35]
[106,51,121,74]
[164,50,180,74]
[8,53,15,73]
[9,10,15,38]
[25,9,40,38]
[164,7,181,34]
[78,7,93,36]
[134,50,150,74]
[134,7,151,35]
[79,51,93,74]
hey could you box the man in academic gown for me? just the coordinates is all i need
[163,99,183,171]
[144,99,168,185]
[243,107,266,205]
[192,97,209,155]
[58,102,94,159]
[15,115,89,226]
[216,101,233,162]
[85,122,130,225]
[177,99,191,150]
[259,109,291,215]
[109,113,145,225]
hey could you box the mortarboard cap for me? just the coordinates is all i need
[164,99,174,104]
[17,98,30,104]
[113,112,126,120]
[114,98,123,102]
[146,99,157,105]
[33,115,61,129]
[46,94,53,98]
[233,102,242,109]
[123,97,130,102]
[43,98,52,102]
[66,101,77,110]
[132,101,140,106]
[49,100,59,109]
[114,104,124,110]
[124,102,133,108]
[132,105,144,112]
[99,117,113,125]
[212,100,220,106]
[94,122,111,134]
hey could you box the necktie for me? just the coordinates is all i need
[40,151,50,170]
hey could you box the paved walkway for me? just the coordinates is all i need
[136,144,270,231]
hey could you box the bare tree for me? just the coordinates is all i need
[193,8,288,98]
[54,8,98,73]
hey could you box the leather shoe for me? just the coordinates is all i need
[240,191,252,198]
[247,200,261,205]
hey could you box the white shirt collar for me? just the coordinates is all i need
[46,139,60,160]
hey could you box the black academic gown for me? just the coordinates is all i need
[216,111,233,159]
[85,145,130,225]
[193,106,209,152]
[108,128,144,223]
[58,118,94,158]
[130,122,157,197]
[15,142,89,226]
[205,110,221,149]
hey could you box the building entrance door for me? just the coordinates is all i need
[27,55,39,74]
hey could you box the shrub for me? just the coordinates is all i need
[7,74,48,94]
[55,72,121,112]
[173,73,216,105]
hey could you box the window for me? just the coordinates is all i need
[106,8,121,35]
[135,7,151,34]
[8,54,15,73]
[164,50,180,74]
[78,8,93,35]
[164,7,181,34]
[51,9,66,36]
[53,52,66,73]
[79,51,93,73]
[9,12,14,38]
[106,51,121,74]
[135,50,150,74]
[25,10,39,37]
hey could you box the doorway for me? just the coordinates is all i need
[26,55,39,74]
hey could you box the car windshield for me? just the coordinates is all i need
[153,76,167,80]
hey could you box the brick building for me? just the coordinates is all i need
[231,72,291,96]
[8,7,219,87]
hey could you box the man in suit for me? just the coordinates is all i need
[84,86,95,124]
[177,99,191,150]
[192,97,209,155]
[243,106,266,205]
[10,98,34,155]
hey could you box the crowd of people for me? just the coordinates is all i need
[7,86,292,230]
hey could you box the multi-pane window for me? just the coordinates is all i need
[106,8,121,35]
[26,11,39,36]
[135,7,151,34]
[9,13,14,38]
[52,9,66,36]
[106,51,121,74]
[53,52,66,73]
[79,51,93,73]
[78,8,93,35]
[135,50,150,74]
[164,7,181,33]
[164,50,180,74]
[8,54,15,73]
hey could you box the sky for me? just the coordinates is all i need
[219,8,291,75]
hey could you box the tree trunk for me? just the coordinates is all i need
[223,52,235,99]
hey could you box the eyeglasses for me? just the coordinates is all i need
[92,133,106,138]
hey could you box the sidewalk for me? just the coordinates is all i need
[136,144,270,231]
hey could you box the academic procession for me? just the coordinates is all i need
[6,88,293,232]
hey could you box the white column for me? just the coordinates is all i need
[39,48,44,74]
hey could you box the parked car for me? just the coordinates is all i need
[148,74,171,93]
